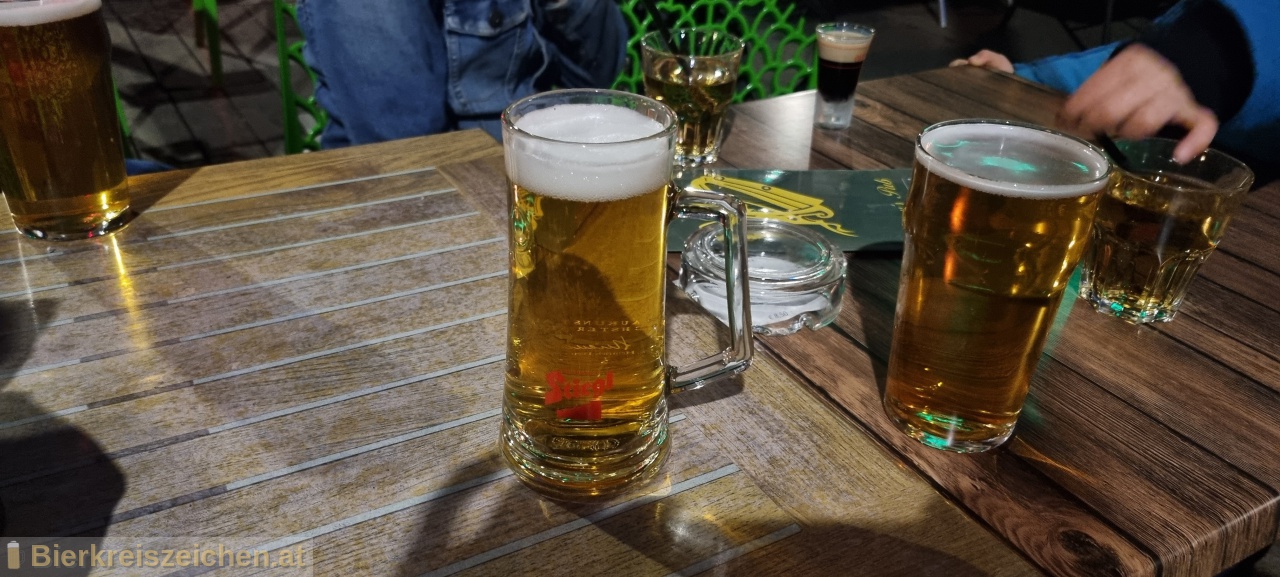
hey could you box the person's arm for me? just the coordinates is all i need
[1012,43,1118,95]
[1057,44,1217,163]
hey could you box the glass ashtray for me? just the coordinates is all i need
[679,219,846,336]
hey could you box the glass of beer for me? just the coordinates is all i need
[0,0,133,241]
[884,119,1111,453]
[814,22,875,130]
[1080,138,1253,323]
[500,89,753,500]
[640,27,744,166]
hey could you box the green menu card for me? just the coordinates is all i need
[667,168,913,252]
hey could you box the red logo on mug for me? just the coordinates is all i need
[545,371,614,420]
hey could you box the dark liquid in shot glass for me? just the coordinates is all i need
[817,58,864,102]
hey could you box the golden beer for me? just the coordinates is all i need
[0,0,131,241]
[1080,139,1253,323]
[884,120,1109,452]
[641,28,743,166]
[501,90,752,499]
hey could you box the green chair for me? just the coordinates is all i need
[274,0,327,154]
[192,0,223,87]
[114,82,139,159]
[612,0,817,102]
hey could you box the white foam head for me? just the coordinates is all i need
[0,0,101,27]
[818,30,873,63]
[506,103,672,202]
[916,121,1110,199]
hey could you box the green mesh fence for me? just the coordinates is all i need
[613,0,816,102]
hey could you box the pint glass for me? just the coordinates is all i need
[501,89,753,499]
[884,119,1111,453]
[0,0,132,241]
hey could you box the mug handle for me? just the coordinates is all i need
[666,185,753,392]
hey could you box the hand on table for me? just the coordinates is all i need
[949,49,1014,73]
[1057,43,1218,164]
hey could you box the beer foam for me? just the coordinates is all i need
[916,122,1110,199]
[507,104,672,202]
[0,0,101,26]
[818,31,872,63]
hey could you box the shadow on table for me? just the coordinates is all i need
[841,254,901,396]
[0,300,125,576]
[393,456,997,576]
[582,494,998,575]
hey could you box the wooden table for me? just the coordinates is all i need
[0,66,1275,576]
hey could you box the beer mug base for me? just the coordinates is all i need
[883,396,1016,453]
[14,207,135,241]
[500,405,671,502]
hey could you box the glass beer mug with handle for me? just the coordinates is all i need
[501,89,753,500]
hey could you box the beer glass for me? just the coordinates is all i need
[500,89,753,500]
[1080,138,1253,323]
[814,22,875,130]
[884,119,1111,453]
[640,27,744,166]
[0,0,133,240]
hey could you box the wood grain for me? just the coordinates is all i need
[710,67,1280,577]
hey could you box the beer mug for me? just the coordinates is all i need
[884,119,1111,453]
[0,0,132,240]
[500,89,753,500]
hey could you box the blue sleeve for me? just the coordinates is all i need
[1011,43,1119,95]
[1212,0,1280,176]
[1007,0,1189,94]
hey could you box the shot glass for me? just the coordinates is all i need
[814,22,875,130]
[1080,138,1254,323]
[641,27,744,166]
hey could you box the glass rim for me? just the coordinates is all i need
[815,21,876,36]
[916,118,1113,195]
[1114,137,1254,192]
[500,88,678,146]
[640,27,745,58]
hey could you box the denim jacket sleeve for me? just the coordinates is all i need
[532,0,628,89]
[300,0,629,146]
[442,0,627,117]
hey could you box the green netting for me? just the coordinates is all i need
[612,0,815,102]
[275,0,326,154]
[192,0,223,87]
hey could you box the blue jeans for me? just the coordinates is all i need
[297,0,628,146]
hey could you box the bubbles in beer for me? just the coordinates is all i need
[917,122,1109,199]
[509,104,671,203]
[0,0,102,26]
